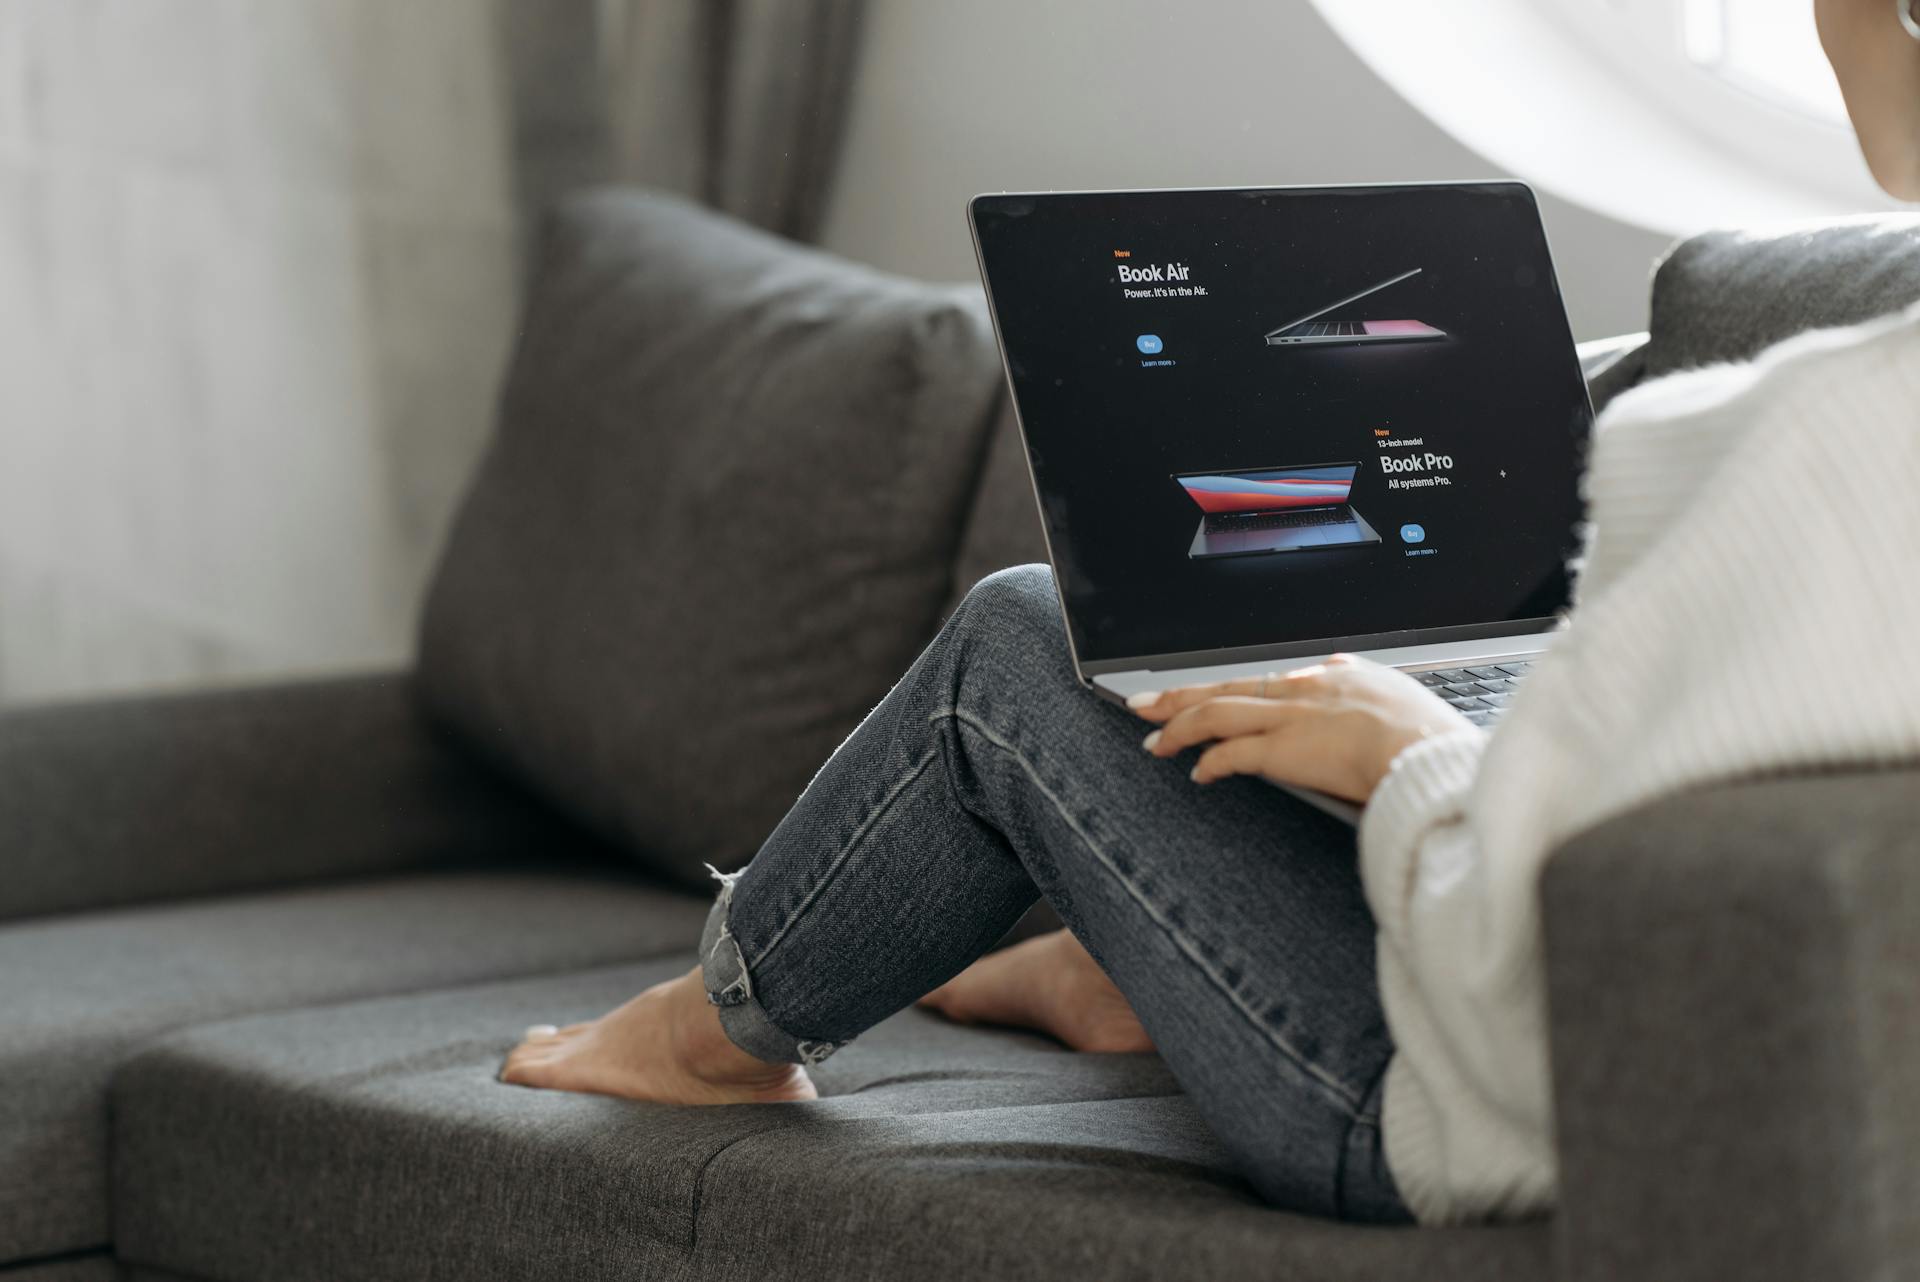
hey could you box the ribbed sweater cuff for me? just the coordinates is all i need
[1359,729,1487,922]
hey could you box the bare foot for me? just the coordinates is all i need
[500,967,817,1104]
[919,929,1154,1053]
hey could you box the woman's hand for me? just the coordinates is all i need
[1129,655,1473,804]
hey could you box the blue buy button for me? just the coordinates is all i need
[1135,334,1163,355]
[1400,523,1426,544]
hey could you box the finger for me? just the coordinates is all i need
[1148,696,1307,757]
[1129,667,1326,720]
[523,1024,560,1041]
[1127,678,1257,719]
[1189,733,1280,785]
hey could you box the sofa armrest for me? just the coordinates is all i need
[0,671,595,924]
[1576,332,1649,414]
[1542,770,1920,1282]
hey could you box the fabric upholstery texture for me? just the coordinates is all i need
[1643,215,1920,378]
[0,672,587,925]
[1542,769,1920,1282]
[419,188,1006,889]
[1574,332,1649,414]
[112,960,1545,1282]
[0,1259,120,1282]
[2,871,704,1265]
[940,400,1049,617]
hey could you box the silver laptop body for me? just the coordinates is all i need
[1261,267,1448,347]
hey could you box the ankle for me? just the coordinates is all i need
[666,967,801,1087]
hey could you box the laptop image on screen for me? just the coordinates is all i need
[1263,267,1447,347]
[1177,463,1382,558]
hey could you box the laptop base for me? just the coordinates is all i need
[1087,634,1555,708]
[1188,508,1383,558]
[1088,632,1557,825]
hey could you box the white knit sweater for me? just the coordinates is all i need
[1358,300,1920,1224]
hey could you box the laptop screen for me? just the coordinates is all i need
[970,182,1592,667]
[1177,464,1357,516]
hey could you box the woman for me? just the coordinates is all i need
[503,0,1920,1225]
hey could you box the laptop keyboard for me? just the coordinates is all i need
[1294,321,1367,337]
[1214,508,1349,530]
[1411,660,1535,728]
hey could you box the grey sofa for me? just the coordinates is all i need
[4,192,1917,1282]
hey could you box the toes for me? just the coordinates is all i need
[501,1034,567,1087]
[499,1051,541,1086]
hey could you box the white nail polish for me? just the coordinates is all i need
[1142,730,1161,750]
[1126,691,1158,709]
[1189,766,1204,783]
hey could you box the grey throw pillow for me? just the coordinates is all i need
[939,399,1050,620]
[419,189,1004,888]
[1645,214,1920,379]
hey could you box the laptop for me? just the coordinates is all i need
[967,182,1592,820]
[1263,267,1448,347]
[1177,462,1383,558]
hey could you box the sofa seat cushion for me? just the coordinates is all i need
[112,961,1546,1282]
[0,1259,121,1282]
[2,870,705,1265]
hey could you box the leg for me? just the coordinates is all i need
[508,566,1405,1222]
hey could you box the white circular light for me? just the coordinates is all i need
[1308,0,1898,237]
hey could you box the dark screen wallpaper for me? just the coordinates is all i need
[972,183,1593,666]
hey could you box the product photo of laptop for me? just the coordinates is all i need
[1262,266,1447,347]
[1177,462,1383,558]
[968,181,1593,821]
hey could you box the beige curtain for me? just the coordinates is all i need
[597,0,868,242]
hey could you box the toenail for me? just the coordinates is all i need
[523,1024,558,1039]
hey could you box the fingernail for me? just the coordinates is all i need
[1141,730,1161,751]
[1126,691,1158,709]
[523,1024,558,1039]
[1189,766,1205,783]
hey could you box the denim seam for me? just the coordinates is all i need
[1334,1059,1396,1221]
[1350,1053,1390,1128]
[937,706,1366,1113]
[743,746,941,974]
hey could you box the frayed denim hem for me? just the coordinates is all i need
[700,865,841,1068]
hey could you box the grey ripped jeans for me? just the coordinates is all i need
[700,565,1409,1223]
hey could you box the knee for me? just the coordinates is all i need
[954,565,1061,649]
[942,564,1077,689]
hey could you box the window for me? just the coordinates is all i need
[1311,0,1893,237]
[1680,0,1849,125]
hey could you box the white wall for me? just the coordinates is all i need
[0,1,1673,707]
[0,0,520,705]
[820,0,1673,342]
